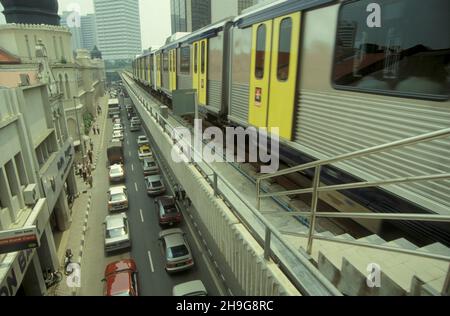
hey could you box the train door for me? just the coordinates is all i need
[147,55,151,84]
[248,12,301,140]
[156,53,162,89]
[192,39,208,105]
[169,49,177,91]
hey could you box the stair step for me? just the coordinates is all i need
[316,231,335,238]
[385,238,418,250]
[288,199,310,212]
[335,234,355,241]
[418,243,450,257]
[358,235,386,245]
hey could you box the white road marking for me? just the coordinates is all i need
[135,182,138,192]
[139,209,144,223]
[127,140,129,145]
[131,164,134,172]
[129,151,131,157]
[147,251,155,273]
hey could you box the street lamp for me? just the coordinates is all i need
[73,96,85,160]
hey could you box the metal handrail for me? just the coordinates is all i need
[122,73,342,295]
[255,123,450,257]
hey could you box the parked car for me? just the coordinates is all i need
[104,213,131,254]
[107,142,124,166]
[103,259,139,296]
[112,130,124,141]
[113,118,122,125]
[109,164,126,183]
[137,135,149,146]
[159,228,194,273]
[130,117,141,125]
[143,157,159,176]
[113,124,124,132]
[108,186,128,212]
[138,145,152,160]
[145,174,166,196]
[155,196,182,226]
[130,122,141,132]
[172,280,207,296]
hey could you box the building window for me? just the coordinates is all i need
[333,0,450,100]
[59,74,65,97]
[194,43,198,74]
[4,160,19,197]
[255,24,266,79]
[14,153,28,186]
[163,53,169,71]
[277,18,292,81]
[180,46,190,74]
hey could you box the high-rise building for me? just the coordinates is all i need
[81,14,97,51]
[60,11,83,51]
[211,0,259,23]
[93,0,142,61]
[170,0,211,34]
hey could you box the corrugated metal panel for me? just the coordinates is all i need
[293,90,450,215]
[230,83,249,123]
[208,79,222,111]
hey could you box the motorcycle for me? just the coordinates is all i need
[64,249,74,276]
[43,269,62,289]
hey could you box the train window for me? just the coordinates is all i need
[194,43,198,74]
[255,24,266,79]
[277,18,292,81]
[201,41,206,74]
[163,53,169,71]
[333,0,449,100]
[180,47,190,74]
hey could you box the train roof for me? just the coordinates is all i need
[233,0,335,29]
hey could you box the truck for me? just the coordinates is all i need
[107,142,124,166]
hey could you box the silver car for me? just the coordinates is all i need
[159,228,194,274]
[109,164,126,183]
[137,135,149,146]
[108,186,128,212]
[104,213,131,254]
[143,157,159,176]
[145,174,166,196]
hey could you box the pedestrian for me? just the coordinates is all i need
[87,150,93,164]
[92,126,97,135]
[87,174,93,188]
[77,163,83,176]
[90,139,94,151]
[96,125,100,135]
[86,163,92,175]
[82,167,87,183]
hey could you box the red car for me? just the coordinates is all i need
[104,259,139,296]
[155,196,182,226]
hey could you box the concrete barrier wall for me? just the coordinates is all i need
[124,77,300,296]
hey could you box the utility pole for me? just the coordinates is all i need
[73,96,85,161]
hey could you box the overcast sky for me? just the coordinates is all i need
[0,0,171,49]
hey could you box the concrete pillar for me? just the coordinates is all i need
[0,167,14,220]
[54,190,71,231]
[37,224,59,272]
[22,253,47,296]
[66,167,78,197]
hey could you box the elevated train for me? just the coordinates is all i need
[132,0,450,245]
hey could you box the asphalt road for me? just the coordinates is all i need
[81,107,223,296]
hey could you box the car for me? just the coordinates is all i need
[145,174,166,196]
[159,228,194,273]
[112,130,124,141]
[108,186,128,212]
[113,118,122,125]
[103,259,139,296]
[130,117,141,124]
[137,135,149,146]
[130,122,141,132]
[143,157,159,176]
[138,145,152,160]
[172,280,207,296]
[109,164,126,182]
[113,123,124,132]
[104,213,131,254]
[155,196,182,226]
[112,114,120,121]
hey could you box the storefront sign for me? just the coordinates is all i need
[0,226,39,255]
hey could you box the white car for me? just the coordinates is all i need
[137,135,149,146]
[109,164,126,182]
[113,124,124,132]
[104,213,131,254]
[112,130,124,141]
[173,280,207,296]
[108,186,128,212]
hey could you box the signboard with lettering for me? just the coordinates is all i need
[0,226,39,255]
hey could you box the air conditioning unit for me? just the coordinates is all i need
[23,184,38,205]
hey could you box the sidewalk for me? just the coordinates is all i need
[50,96,109,296]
